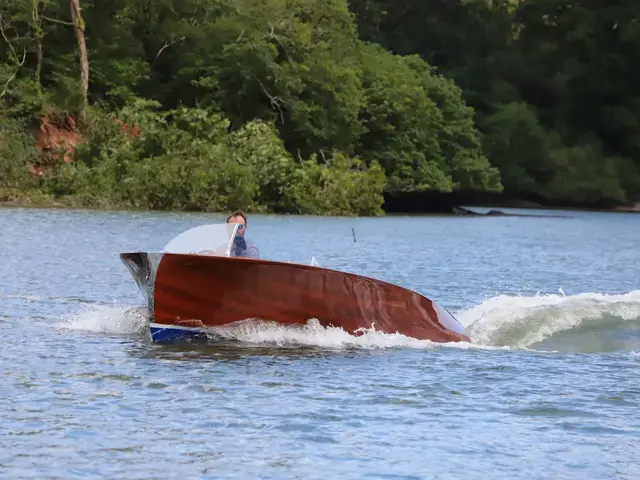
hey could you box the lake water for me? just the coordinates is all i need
[1,206,639,479]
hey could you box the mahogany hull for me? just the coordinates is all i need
[120,252,470,343]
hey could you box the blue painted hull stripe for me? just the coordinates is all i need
[150,326,207,343]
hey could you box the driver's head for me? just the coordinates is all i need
[226,210,247,237]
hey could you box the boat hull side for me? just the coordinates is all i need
[153,254,470,343]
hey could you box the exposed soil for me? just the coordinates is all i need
[31,114,85,176]
[29,113,139,176]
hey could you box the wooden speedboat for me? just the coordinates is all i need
[120,223,471,344]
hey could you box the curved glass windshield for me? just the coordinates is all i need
[163,223,239,256]
[432,301,466,334]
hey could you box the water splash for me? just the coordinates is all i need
[58,304,149,336]
[460,290,640,352]
[54,290,640,353]
[204,318,489,350]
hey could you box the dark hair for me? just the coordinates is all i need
[226,210,247,225]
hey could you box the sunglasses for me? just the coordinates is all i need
[236,224,245,230]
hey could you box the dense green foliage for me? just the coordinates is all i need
[350,0,640,206]
[1,0,638,213]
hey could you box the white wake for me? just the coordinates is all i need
[55,290,640,353]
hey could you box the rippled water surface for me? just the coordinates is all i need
[1,206,639,479]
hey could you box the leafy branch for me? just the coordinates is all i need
[0,14,27,98]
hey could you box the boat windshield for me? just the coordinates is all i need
[432,301,466,335]
[162,223,239,256]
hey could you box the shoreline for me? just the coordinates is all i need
[382,190,640,215]
[472,200,640,214]
[460,202,640,214]
[1,190,639,217]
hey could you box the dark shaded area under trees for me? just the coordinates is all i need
[1,0,638,215]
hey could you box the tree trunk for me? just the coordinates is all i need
[32,0,44,102]
[35,34,43,101]
[69,0,88,118]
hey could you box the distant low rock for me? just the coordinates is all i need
[452,206,506,216]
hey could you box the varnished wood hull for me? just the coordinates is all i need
[120,252,470,344]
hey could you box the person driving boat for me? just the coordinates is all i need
[226,210,259,258]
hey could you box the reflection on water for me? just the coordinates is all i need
[129,340,376,363]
